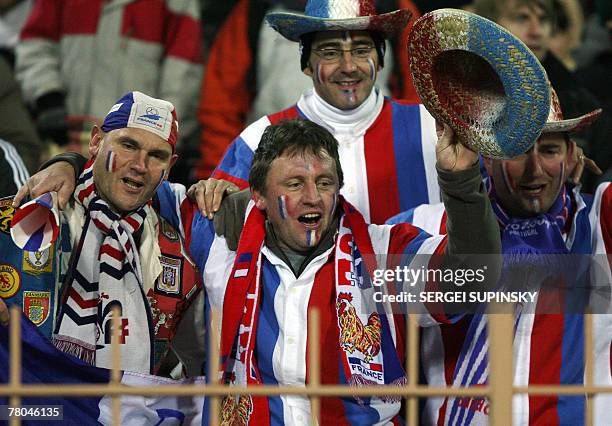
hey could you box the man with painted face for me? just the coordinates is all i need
[12,114,501,421]
[0,91,203,377]
[389,90,612,424]
[196,0,441,225]
[153,117,501,424]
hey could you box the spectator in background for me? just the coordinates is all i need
[197,0,445,228]
[195,0,422,179]
[0,54,41,172]
[549,0,584,71]
[0,0,32,66]
[576,0,612,184]
[472,0,609,193]
[15,0,203,160]
[0,138,28,196]
[0,0,41,173]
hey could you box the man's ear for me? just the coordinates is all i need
[89,125,104,157]
[251,189,267,211]
[303,63,313,77]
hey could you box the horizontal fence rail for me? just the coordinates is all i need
[3,304,610,425]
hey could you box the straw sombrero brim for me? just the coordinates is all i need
[543,108,602,133]
[265,9,412,42]
[409,9,551,159]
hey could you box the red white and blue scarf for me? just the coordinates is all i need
[53,161,153,373]
[218,197,406,423]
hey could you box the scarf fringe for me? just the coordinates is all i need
[52,335,96,365]
[349,374,407,404]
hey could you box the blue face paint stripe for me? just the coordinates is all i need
[278,196,288,219]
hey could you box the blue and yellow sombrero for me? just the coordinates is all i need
[409,9,551,159]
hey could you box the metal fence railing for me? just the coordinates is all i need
[2,303,610,426]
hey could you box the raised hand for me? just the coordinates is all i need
[435,122,478,172]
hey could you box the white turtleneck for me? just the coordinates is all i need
[296,88,385,221]
[297,87,383,136]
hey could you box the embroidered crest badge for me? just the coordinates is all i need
[0,199,15,235]
[0,264,20,298]
[23,247,53,275]
[156,255,182,295]
[23,291,51,325]
[160,219,179,241]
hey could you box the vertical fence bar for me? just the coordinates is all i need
[110,307,122,426]
[488,302,514,426]
[405,314,419,425]
[208,310,221,426]
[584,309,593,426]
[308,308,321,424]
[9,306,21,426]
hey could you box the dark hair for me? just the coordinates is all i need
[249,119,344,194]
[299,30,386,70]
[472,0,554,22]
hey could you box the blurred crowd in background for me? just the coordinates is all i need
[0,0,610,196]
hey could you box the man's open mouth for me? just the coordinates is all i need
[122,177,144,189]
[519,184,545,194]
[298,213,321,225]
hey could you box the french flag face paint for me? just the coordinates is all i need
[501,162,518,195]
[367,57,376,81]
[154,170,166,192]
[331,192,338,214]
[306,229,317,247]
[315,63,324,85]
[105,150,116,173]
[278,195,289,220]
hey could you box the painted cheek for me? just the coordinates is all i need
[105,150,116,173]
[278,195,289,220]
[367,57,376,81]
[315,63,327,85]
[154,170,166,192]
[331,192,338,215]
[501,162,520,195]
[554,162,564,193]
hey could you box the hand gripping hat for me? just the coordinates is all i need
[408,9,552,158]
[101,91,179,152]
[265,0,412,42]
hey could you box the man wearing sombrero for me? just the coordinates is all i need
[199,0,442,226]
[393,8,612,424]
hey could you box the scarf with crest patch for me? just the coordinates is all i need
[216,196,406,424]
[53,160,153,373]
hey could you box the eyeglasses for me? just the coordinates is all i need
[312,46,375,62]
